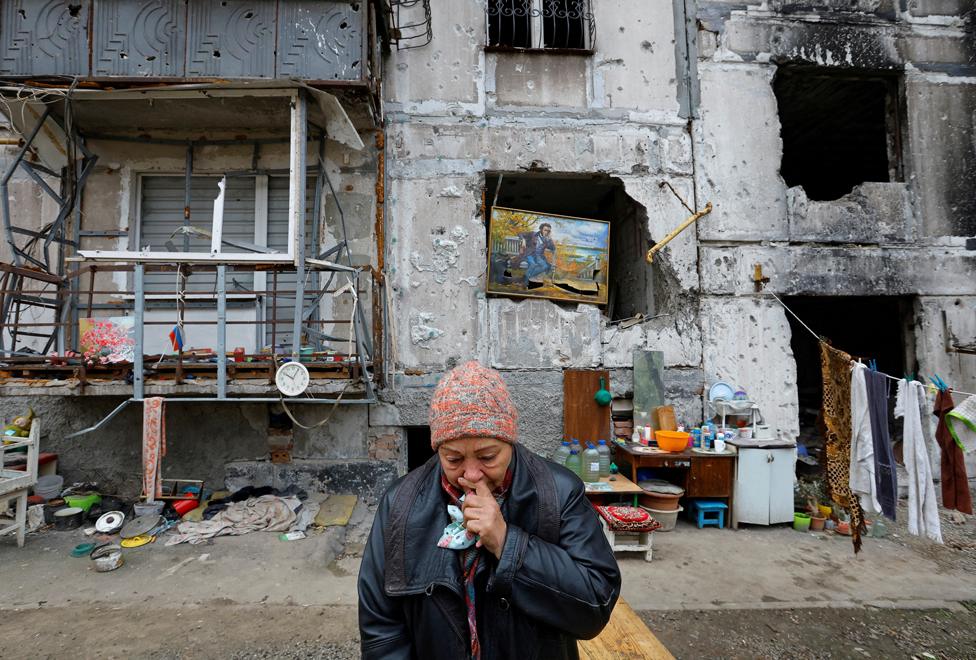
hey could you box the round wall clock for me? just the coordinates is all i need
[275,361,310,397]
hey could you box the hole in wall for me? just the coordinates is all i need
[774,66,903,201]
[485,172,654,321]
[784,295,914,452]
[406,426,433,471]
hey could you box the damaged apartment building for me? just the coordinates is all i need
[0,0,973,497]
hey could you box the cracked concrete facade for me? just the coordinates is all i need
[1,0,974,495]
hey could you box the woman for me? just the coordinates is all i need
[358,361,621,659]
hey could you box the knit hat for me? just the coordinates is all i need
[429,361,518,449]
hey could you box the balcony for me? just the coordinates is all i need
[0,0,380,85]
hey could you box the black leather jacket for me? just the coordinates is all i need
[358,445,621,660]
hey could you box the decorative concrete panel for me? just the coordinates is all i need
[186,0,276,78]
[93,0,185,77]
[277,1,363,80]
[0,0,90,76]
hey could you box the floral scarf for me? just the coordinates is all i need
[438,469,513,660]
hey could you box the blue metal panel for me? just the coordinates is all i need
[0,0,90,76]
[93,0,186,77]
[277,1,364,81]
[186,1,275,78]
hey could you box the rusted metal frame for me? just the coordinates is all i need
[41,152,97,272]
[372,269,385,387]
[1,106,52,268]
[0,271,9,356]
[290,91,309,358]
[307,130,326,349]
[133,265,144,400]
[9,277,23,352]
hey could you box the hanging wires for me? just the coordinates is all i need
[763,288,976,398]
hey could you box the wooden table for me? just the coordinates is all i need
[583,474,644,499]
[612,443,738,528]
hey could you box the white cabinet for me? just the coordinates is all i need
[733,446,796,526]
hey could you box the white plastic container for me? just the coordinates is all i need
[33,474,63,500]
[642,505,683,532]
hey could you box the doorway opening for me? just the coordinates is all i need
[784,296,915,450]
[406,425,434,471]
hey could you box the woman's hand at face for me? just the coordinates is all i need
[458,476,508,560]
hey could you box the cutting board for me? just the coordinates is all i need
[563,369,611,443]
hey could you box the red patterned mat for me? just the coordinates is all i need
[594,505,662,533]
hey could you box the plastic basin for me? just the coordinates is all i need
[655,431,690,452]
[642,505,683,532]
[33,474,63,500]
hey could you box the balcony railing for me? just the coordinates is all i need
[0,0,376,83]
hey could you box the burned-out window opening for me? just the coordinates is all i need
[774,67,903,202]
[484,172,653,321]
[486,0,594,51]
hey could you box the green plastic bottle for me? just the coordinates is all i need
[565,449,582,479]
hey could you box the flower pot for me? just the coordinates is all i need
[818,504,832,519]
[793,512,811,532]
[810,516,826,531]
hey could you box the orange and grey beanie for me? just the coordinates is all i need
[429,361,518,449]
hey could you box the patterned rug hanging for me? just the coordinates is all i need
[819,343,865,553]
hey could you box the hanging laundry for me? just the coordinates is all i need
[143,397,167,499]
[895,379,942,543]
[946,394,976,454]
[933,390,974,515]
[850,363,881,515]
[820,343,865,553]
[865,369,897,520]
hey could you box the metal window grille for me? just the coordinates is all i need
[487,0,594,50]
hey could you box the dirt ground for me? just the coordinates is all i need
[5,602,975,659]
[642,605,976,660]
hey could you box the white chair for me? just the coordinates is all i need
[0,420,40,547]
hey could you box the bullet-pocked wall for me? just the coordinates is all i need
[384,0,705,460]
[385,0,976,465]
[694,0,976,444]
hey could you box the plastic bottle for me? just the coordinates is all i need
[597,440,611,478]
[565,449,582,478]
[582,442,600,483]
[571,438,582,455]
[552,441,571,466]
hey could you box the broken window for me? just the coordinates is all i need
[138,174,316,351]
[484,172,653,321]
[486,0,593,50]
[774,67,903,201]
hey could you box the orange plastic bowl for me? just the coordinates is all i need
[655,430,690,452]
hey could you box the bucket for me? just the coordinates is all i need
[793,512,811,532]
[133,501,165,517]
[638,491,682,511]
[34,474,64,500]
[642,505,683,532]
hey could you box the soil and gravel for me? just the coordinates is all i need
[641,605,976,659]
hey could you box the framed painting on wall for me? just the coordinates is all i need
[487,207,610,305]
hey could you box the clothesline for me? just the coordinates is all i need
[765,290,976,399]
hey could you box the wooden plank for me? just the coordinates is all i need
[579,597,674,660]
[563,369,611,445]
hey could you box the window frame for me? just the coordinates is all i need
[484,0,595,55]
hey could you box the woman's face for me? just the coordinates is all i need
[438,437,513,493]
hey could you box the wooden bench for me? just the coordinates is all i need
[579,597,674,660]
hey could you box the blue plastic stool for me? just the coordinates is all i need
[691,500,727,529]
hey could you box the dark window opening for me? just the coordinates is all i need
[785,296,915,458]
[487,0,592,50]
[774,67,902,201]
[484,172,653,321]
[406,425,433,471]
